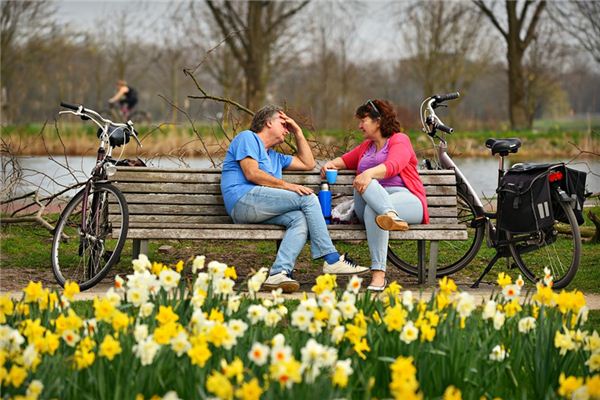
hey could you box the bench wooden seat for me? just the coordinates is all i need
[109,167,467,284]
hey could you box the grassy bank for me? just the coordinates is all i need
[2,207,599,293]
[2,122,598,159]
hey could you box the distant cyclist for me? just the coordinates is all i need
[108,80,138,120]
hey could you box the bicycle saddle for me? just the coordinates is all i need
[485,138,522,156]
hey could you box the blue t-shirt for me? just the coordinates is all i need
[221,130,292,215]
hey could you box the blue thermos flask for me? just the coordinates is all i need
[318,182,332,224]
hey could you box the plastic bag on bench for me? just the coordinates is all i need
[332,199,356,224]
[497,164,554,234]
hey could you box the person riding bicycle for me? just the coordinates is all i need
[108,80,138,120]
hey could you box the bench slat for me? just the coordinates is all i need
[116,227,468,241]
[112,169,457,185]
[112,182,457,197]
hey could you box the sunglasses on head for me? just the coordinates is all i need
[366,99,381,117]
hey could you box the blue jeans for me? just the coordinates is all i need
[354,180,423,271]
[231,186,337,275]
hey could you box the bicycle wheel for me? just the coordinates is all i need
[51,182,129,290]
[388,188,485,276]
[508,199,581,289]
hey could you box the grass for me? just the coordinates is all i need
[1,212,599,292]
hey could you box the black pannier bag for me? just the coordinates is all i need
[552,164,587,226]
[497,164,554,234]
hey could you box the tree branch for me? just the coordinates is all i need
[473,0,508,40]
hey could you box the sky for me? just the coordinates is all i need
[52,0,400,59]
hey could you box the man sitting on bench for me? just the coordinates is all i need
[220,105,369,293]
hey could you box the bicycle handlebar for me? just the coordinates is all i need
[59,101,142,147]
[434,92,460,102]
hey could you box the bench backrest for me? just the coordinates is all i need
[109,168,457,227]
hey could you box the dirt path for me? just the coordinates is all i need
[2,270,600,310]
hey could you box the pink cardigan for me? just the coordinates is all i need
[341,133,429,224]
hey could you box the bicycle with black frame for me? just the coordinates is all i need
[387,92,586,289]
[51,102,142,290]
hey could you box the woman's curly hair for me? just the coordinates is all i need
[355,99,401,138]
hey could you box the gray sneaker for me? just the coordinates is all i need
[261,272,300,293]
[322,254,369,275]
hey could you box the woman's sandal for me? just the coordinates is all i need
[367,278,388,292]
[375,214,409,231]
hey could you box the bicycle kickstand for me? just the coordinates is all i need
[471,252,502,288]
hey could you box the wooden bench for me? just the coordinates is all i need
[109,168,467,284]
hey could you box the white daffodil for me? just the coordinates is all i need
[132,254,152,272]
[331,326,345,344]
[159,269,181,291]
[271,344,293,364]
[227,319,248,339]
[227,295,241,315]
[455,292,476,319]
[543,267,554,286]
[26,380,44,398]
[207,261,227,279]
[318,290,336,309]
[265,310,282,327]
[170,331,191,357]
[213,277,235,296]
[134,324,149,342]
[586,353,600,372]
[22,344,39,369]
[402,290,414,311]
[104,287,122,307]
[139,302,154,318]
[493,311,506,330]
[337,301,357,320]
[191,288,206,309]
[502,284,521,301]
[162,391,182,400]
[482,300,497,320]
[192,255,206,273]
[248,342,270,366]
[291,309,313,331]
[127,287,149,308]
[133,336,160,366]
[248,268,269,294]
[518,317,537,333]
[194,273,210,292]
[347,275,363,294]
[61,329,80,347]
[400,321,419,344]
[489,344,507,361]
[247,304,268,324]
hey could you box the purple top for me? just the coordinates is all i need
[357,141,405,187]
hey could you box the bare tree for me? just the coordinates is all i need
[203,0,310,111]
[400,1,493,98]
[1,0,55,123]
[474,0,546,129]
[548,1,600,64]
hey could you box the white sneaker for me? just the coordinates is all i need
[261,272,300,293]
[323,254,369,275]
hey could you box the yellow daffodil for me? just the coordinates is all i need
[496,272,512,288]
[0,295,14,323]
[235,378,263,400]
[6,365,27,388]
[23,281,45,304]
[383,303,408,332]
[99,335,122,361]
[443,385,462,400]
[155,305,179,325]
[269,358,302,388]
[93,297,116,322]
[221,357,244,384]
[187,341,211,367]
[558,373,583,398]
[63,281,80,300]
[312,274,337,295]
[439,276,458,294]
[586,375,600,398]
